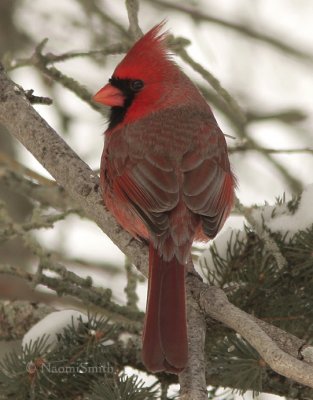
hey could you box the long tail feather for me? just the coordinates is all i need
[142,244,188,373]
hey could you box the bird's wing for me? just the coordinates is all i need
[182,123,235,238]
[112,156,179,235]
[104,107,189,236]
[104,105,234,238]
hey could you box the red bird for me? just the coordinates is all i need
[93,23,235,374]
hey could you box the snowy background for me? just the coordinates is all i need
[2,0,313,398]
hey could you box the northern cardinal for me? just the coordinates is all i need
[93,23,235,374]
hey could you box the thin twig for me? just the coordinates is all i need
[124,258,139,311]
[246,109,307,123]
[177,47,246,126]
[148,0,313,64]
[0,152,55,185]
[235,197,288,270]
[77,0,129,39]
[229,145,313,155]
[7,43,130,71]
[0,262,142,329]
[125,0,143,40]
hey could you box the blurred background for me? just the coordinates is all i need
[0,0,312,398]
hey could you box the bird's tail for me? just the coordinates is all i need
[142,244,188,373]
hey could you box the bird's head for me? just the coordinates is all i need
[93,22,183,129]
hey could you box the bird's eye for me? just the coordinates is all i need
[130,80,144,91]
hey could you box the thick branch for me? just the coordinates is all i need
[0,64,148,277]
[179,262,207,400]
[188,274,313,389]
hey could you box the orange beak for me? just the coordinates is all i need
[93,83,124,107]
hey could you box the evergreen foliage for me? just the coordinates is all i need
[0,315,158,399]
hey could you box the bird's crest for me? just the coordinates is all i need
[113,22,174,80]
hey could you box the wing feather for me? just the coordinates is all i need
[183,134,234,238]
[113,158,179,234]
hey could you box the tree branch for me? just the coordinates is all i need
[179,261,207,400]
[229,145,313,155]
[176,47,246,126]
[0,63,148,276]
[0,300,54,341]
[188,274,313,389]
[125,0,143,40]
